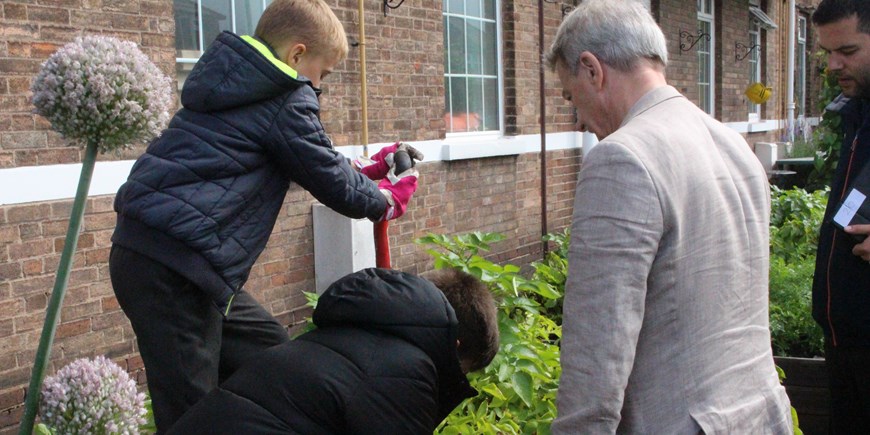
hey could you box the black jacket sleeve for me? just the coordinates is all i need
[265,89,387,221]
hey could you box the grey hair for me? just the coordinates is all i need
[545,0,668,73]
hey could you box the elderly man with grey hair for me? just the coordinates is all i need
[546,0,793,433]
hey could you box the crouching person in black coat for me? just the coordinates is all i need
[167,267,500,434]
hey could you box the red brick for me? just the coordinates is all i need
[3,4,28,20]
[23,293,46,312]
[55,318,91,339]
[0,23,38,40]
[27,5,70,23]
[0,406,23,431]
[11,275,54,296]
[0,263,22,281]
[100,295,120,311]
[31,42,61,58]
[6,204,51,224]
[7,239,52,260]
[0,389,25,413]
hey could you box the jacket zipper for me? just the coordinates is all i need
[826,134,860,347]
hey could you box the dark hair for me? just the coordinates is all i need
[428,268,499,372]
[812,0,870,34]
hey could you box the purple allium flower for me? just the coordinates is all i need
[39,355,146,434]
[31,35,172,153]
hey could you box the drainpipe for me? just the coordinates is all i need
[786,0,796,144]
[538,0,549,257]
[359,0,369,155]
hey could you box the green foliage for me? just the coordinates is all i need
[529,229,570,324]
[768,186,826,359]
[769,255,824,358]
[141,396,156,433]
[417,232,561,434]
[769,186,829,263]
[806,53,844,191]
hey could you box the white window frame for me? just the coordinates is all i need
[175,0,272,89]
[443,0,504,138]
[747,20,761,122]
[697,0,715,116]
[796,15,807,117]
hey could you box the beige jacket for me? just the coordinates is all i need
[553,86,792,434]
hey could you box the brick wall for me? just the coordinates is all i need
[0,0,821,431]
[0,0,177,169]
[0,1,579,431]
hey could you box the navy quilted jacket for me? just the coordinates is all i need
[112,32,387,313]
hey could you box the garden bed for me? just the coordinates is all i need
[775,356,829,435]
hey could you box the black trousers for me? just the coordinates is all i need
[825,340,870,434]
[109,245,290,433]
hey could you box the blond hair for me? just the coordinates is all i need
[255,0,349,62]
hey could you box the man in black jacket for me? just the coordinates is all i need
[166,267,500,434]
[811,0,870,430]
[109,0,418,431]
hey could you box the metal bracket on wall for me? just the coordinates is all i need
[735,42,762,61]
[543,0,578,19]
[383,0,405,17]
[679,29,711,53]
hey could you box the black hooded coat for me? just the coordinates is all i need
[166,268,477,434]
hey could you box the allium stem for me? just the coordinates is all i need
[20,141,99,435]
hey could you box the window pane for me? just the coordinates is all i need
[443,17,451,73]
[448,16,466,74]
[202,0,232,47]
[467,0,481,18]
[467,19,482,75]
[175,0,200,56]
[697,19,712,114]
[443,0,500,133]
[483,78,498,130]
[483,0,495,19]
[468,77,483,132]
[699,83,709,113]
[699,52,708,83]
[449,77,468,132]
[235,0,263,36]
[483,21,497,75]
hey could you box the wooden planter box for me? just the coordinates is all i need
[774,356,829,435]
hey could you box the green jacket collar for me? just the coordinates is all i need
[240,35,298,79]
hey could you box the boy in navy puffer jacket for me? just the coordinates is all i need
[109,0,417,432]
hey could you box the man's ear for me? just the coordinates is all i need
[579,51,604,89]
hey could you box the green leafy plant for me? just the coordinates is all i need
[768,186,826,359]
[769,255,824,358]
[418,232,561,435]
[806,53,844,191]
[769,186,829,263]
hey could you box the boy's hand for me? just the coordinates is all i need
[355,142,423,180]
[378,164,418,221]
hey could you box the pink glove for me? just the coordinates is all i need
[378,165,418,221]
[355,142,398,180]
[354,142,423,180]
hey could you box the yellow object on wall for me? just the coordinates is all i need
[745,82,773,104]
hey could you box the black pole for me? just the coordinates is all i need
[538,0,549,258]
